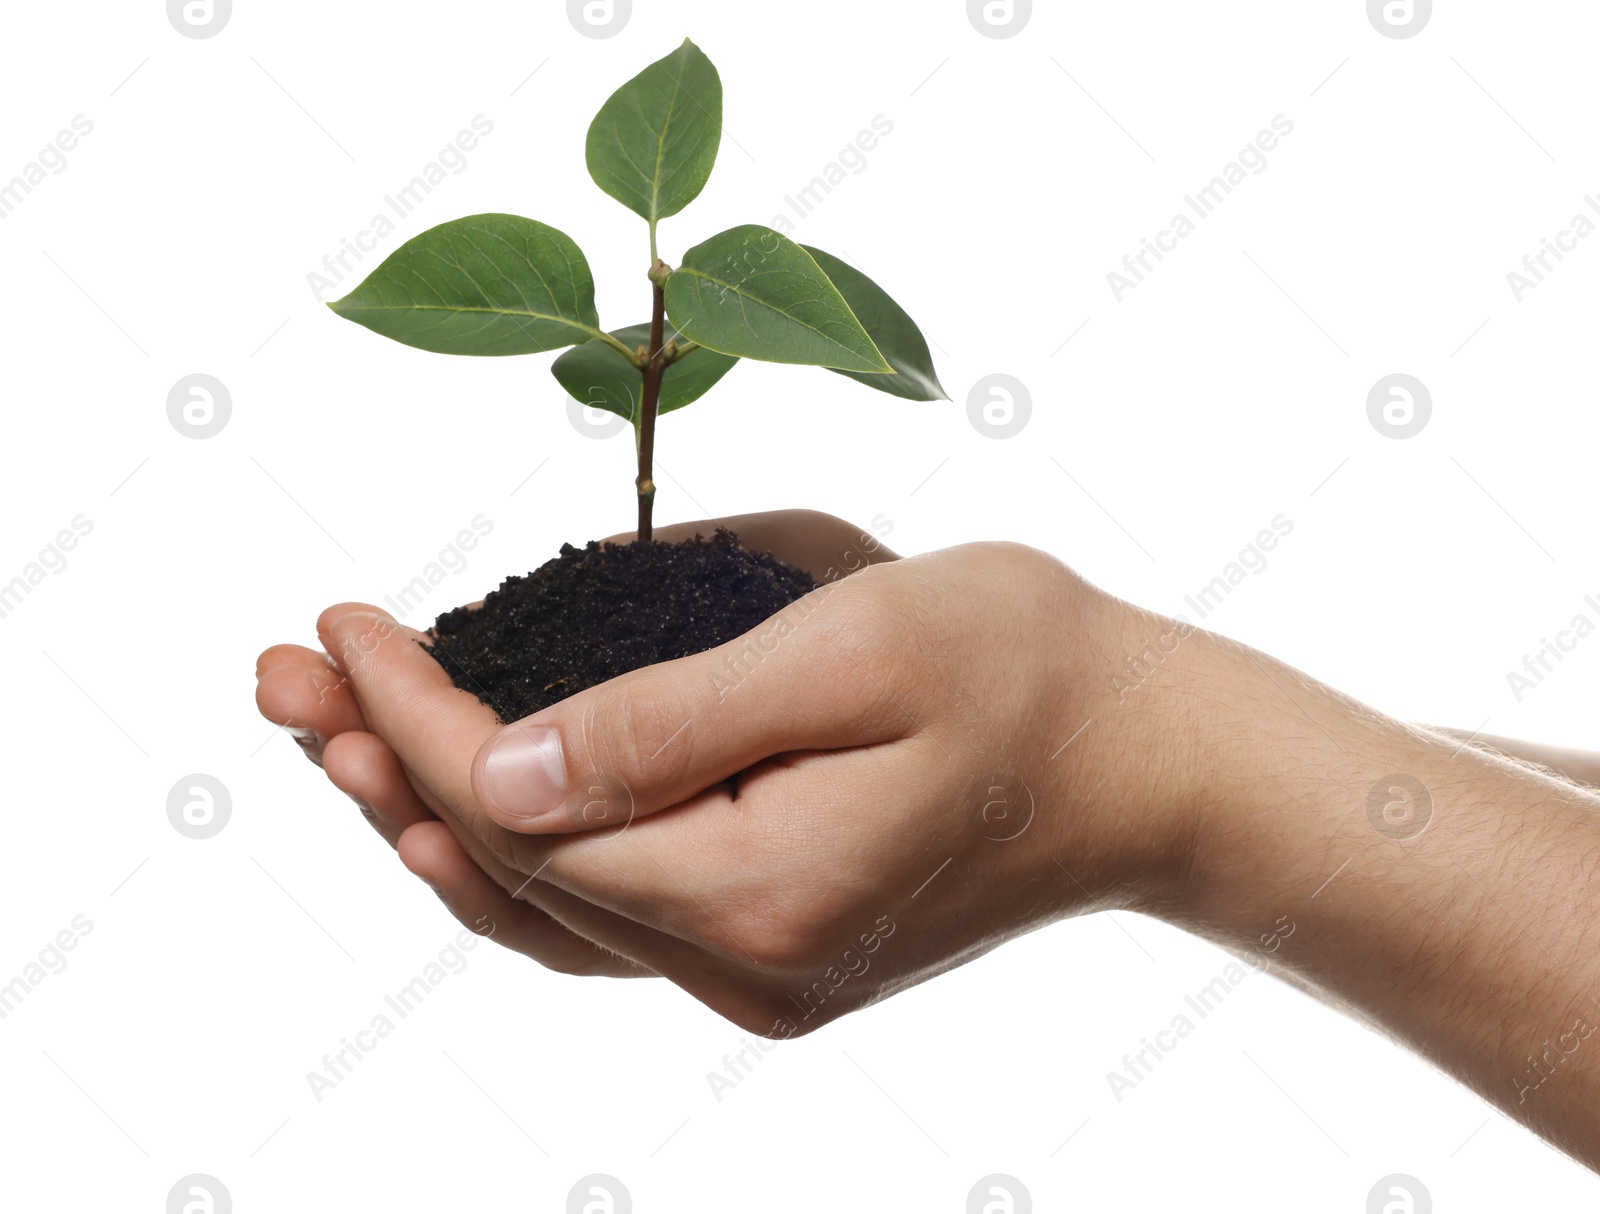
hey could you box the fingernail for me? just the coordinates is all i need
[286,725,325,766]
[477,723,565,824]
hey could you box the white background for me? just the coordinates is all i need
[2,0,1598,1209]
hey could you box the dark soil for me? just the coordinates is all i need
[426,529,816,722]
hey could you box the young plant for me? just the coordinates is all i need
[327,38,946,541]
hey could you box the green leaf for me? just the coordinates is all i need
[586,39,723,227]
[801,246,948,401]
[665,225,892,373]
[327,214,602,356]
[551,324,739,423]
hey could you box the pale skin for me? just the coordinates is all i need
[256,509,1600,1169]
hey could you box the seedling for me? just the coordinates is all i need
[327,38,945,542]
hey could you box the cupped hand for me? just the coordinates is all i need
[252,510,900,985]
[257,509,1208,1035]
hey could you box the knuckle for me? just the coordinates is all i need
[806,579,920,716]
[812,583,894,671]
[586,675,696,795]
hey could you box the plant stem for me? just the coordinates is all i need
[636,269,668,542]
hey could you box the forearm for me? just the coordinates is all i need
[1167,633,1600,1165]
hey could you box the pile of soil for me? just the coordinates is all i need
[427,529,816,722]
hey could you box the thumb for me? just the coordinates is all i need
[468,587,904,833]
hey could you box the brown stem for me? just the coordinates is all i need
[636,273,668,542]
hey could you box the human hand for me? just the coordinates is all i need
[258,510,1208,1034]
[251,508,901,982]
[259,507,1600,1167]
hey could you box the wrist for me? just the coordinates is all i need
[1167,631,1436,934]
[1025,579,1224,916]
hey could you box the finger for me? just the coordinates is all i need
[320,606,536,857]
[397,822,653,978]
[255,655,365,766]
[320,600,912,992]
[317,720,602,933]
[256,643,333,679]
[317,601,409,674]
[322,730,437,848]
[319,604,766,933]
[495,848,836,1032]
[320,606,682,914]
[327,722,580,909]
[601,508,900,582]
[397,818,793,1031]
[469,576,911,832]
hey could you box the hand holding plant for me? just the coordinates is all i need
[257,514,1203,1031]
